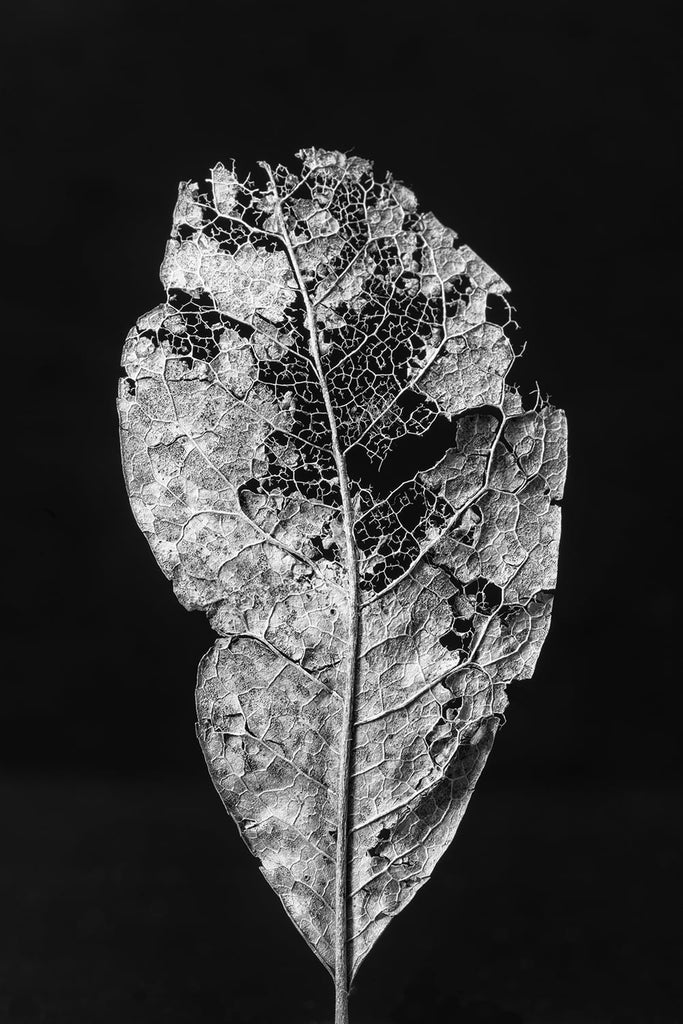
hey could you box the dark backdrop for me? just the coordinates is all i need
[4,2,681,1022]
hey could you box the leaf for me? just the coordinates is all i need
[118,148,567,1017]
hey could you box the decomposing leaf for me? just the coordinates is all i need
[118,148,567,1022]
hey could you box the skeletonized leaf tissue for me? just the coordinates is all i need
[118,148,567,1023]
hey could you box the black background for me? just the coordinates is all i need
[4,2,681,1022]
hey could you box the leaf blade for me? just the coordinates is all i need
[118,147,567,992]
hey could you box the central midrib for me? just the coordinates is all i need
[263,165,360,1024]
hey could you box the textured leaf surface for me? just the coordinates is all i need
[118,148,567,981]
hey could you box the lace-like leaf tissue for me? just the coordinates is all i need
[118,148,567,1014]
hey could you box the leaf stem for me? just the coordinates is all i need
[262,162,359,1024]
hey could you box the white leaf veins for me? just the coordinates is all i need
[118,148,567,983]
